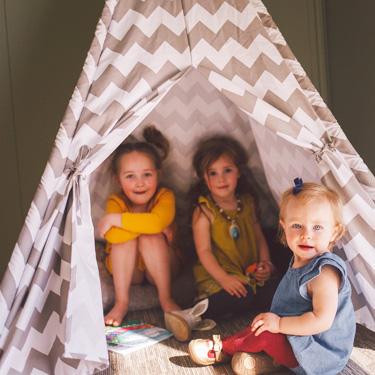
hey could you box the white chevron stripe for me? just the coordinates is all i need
[68,86,85,121]
[264,26,287,46]
[284,58,306,77]
[54,127,71,159]
[208,71,246,96]
[106,0,117,15]
[185,3,257,33]
[232,72,301,101]
[8,244,25,285]
[154,96,237,121]
[292,108,325,139]
[344,195,375,228]
[354,306,375,331]
[17,274,64,332]
[335,161,354,188]
[354,273,375,309]
[346,257,361,295]
[85,80,151,115]
[1,313,63,373]
[0,289,10,332]
[82,53,98,88]
[23,202,43,245]
[327,122,350,141]
[109,8,185,39]
[303,89,326,108]
[95,19,109,49]
[39,163,64,200]
[344,234,375,264]
[170,70,216,94]
[192,34,283,69]
[344,154,373,172]
[95,44,190,79]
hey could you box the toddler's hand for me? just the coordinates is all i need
[253,261,271,281]
[220,275,248,298]
[251,312,281,336]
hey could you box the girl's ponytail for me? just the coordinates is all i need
[143,125,169,162]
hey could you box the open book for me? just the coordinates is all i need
[105,321,173,355]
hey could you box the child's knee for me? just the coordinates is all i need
[138,233,165,249]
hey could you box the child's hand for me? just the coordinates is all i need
[251,312,281,336]
[98,213,121,238]
[253,261,272,281]
[220,275,248,298]
[162,226,173,246]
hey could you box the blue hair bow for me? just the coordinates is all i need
[293,177,303,195]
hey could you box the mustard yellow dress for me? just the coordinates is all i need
[104,187,183,274]
[193,194,260,296]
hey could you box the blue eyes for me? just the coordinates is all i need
[292,224,323,230]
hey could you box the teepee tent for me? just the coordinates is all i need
[1,0,374,374]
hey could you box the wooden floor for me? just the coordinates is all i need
[97,307,375,375]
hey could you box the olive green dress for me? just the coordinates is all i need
[193,194,261,297]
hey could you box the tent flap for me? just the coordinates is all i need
[1,0,375,374]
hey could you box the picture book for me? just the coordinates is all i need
[105,321,173,355]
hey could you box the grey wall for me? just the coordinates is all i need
[266,0,375,173]
[0,1,104,277]
[325,0,375,173]
[1,1,374,279]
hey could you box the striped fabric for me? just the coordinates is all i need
[1,1,374,374]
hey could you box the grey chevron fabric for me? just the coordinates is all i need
[1,0,374,374]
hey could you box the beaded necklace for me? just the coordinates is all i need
[211,195,242,240]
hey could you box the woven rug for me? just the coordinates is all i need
[97,308,375,375]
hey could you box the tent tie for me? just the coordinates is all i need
[65,146,90,217]
[313,141,335,162]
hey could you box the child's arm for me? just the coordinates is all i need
[98,196,139,243]
[102,190,175,243]
[119,189,175,234]
[98,213,122,238]
[251,265,340,336]
[192,205,248,298]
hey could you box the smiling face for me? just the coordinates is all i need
[203,154,240,203]
[116,151,159,211]
[279,197,340,268]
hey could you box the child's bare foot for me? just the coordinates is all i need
[104,302,128,326]
[159,296,181,312]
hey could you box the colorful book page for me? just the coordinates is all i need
[105,321,173,355]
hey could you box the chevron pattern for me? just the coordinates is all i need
[1,0,375,374]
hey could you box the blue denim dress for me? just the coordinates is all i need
[270,252,355,375]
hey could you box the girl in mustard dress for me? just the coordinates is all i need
[98,126,184,327]
[165,135,278,341]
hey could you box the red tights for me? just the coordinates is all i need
[222,326,299,368]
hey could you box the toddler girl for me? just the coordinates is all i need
[98,126,184,326]
[188,179,356,375]
[165,135,278,341]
